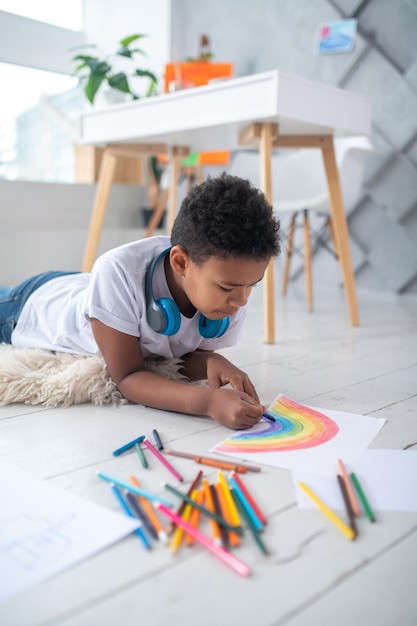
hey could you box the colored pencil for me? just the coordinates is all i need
[350,472,376,522]
[298,481,355,541]
[164,449,261,473]
[217,471,241,529]
[338,459,360,517]
[163,482,244,536]
[170,470,203,535]
[112,435,145,456]
[155,503,251,577]
[202,479,222,546]
[230,488,269,556]
[170,497,194,554]
[144,439,184,482]
[215,481,240,547]
[230,471,267,525]
[134,442,148,468]
[129,475,168,544]
[152,429,164,450]
[337,474,357,538]
[125,492,157,540]
[186,488,205,546]
[229,475,264,532]
[97,471,172,506]
[110,484,151,550]
[262,412,276,423]
[211,483,230,550]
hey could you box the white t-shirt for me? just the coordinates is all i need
[12,236,247,358]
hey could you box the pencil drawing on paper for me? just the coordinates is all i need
[0,513,75,571]
[214,394,339,454]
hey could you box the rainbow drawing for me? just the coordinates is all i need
[215,394,339,454]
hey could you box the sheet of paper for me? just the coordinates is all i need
[211,394,385,477]
[0,460,140,604]
[293,449,417,512]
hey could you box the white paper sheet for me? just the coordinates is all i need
[211,394,385,477]
[293,449,417,512]
[0,460,140,603]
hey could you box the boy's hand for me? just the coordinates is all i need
[207,388,263,430]
[206,353,260,403]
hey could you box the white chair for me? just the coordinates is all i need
[228,136,373,311]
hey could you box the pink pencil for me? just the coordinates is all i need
[144,439,184,482]
[155,502,251,577]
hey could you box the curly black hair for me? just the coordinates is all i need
[171,173,280,264]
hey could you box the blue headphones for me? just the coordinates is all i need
[145,248,230,338]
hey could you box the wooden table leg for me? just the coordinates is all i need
[167,157,182,233]
[321,137,360,326]
[82,149,118,272]
[145,188,169,238]
[259,123,275,344]
[303,209,313,312]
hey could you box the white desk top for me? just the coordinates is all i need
[78,70,371,151]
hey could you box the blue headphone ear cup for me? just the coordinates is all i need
[199,315,230,339]
[157,297,181,336]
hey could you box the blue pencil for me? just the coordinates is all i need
[112,435,146,456]
[97,471,172,506]
[110,484,151,550]
[229,475,264,532]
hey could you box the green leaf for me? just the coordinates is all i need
[146,79,158,98]
[85,73,106,104]
[119,34,145,47]
[107,72,131,94]
[134,69,158,82]
[117,46,145,59]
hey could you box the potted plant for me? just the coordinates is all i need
[71,33,158,104]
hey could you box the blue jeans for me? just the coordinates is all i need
[0,271,79,344]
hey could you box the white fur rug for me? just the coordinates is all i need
[0,344,190,408]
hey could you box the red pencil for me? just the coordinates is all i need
[230,471,267,525]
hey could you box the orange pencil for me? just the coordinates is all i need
[338,459,361,517]
[215,481,240,547]
[202,478,222,546]
[230,471,267,525]
[195,457,247,473]
[130,475,168,544]
[186,488,205,546]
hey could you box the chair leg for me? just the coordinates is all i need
[282,212,297,296]
[326,216,339,259]
[303,209,313,312]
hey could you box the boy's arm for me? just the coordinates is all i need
[90,318,263,429]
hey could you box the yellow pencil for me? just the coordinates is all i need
[217,471,241,528]
[170,495,195,554]
[216,481,240,547]
[298,481,355,541]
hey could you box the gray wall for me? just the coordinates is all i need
[172,0,417,293]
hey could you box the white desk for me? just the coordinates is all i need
[78,70,371,343]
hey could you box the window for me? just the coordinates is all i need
[0,0,83,30]
[0,2,84,182]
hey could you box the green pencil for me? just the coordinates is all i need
[135,442,148,468]
[350,472,375,522]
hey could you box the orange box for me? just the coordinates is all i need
[164,62,233,92]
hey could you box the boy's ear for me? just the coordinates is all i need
[169,245,190,277]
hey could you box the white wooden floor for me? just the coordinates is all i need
[1,272,417,626]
